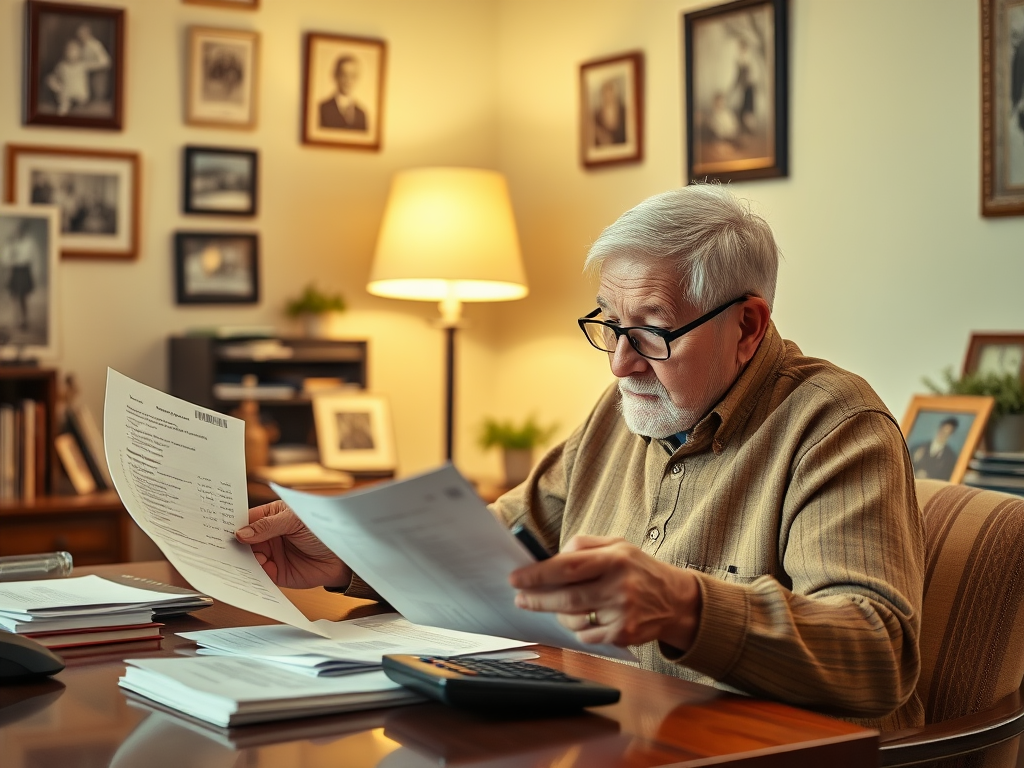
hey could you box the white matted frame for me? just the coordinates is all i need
[0,205,59,360]
[313,391,396,473]
[5,143,139,260]
[187,26,259,129]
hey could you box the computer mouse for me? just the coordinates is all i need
[0,633,65,683]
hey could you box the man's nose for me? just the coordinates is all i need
[609,334,649,378]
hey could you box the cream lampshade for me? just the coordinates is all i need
[368,167,529,460]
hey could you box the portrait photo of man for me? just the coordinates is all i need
[319,55,367,131]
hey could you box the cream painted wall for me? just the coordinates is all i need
[0,0,506,487]
[481,0,1024,458]
[2,0,1021,501]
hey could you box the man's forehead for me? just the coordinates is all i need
[597,257,689,317]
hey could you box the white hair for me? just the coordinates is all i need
[584,184,779,311]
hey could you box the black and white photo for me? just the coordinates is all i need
[302,33,386,150]
[24,1,124,130]
[579,52,644,168]
[5,144,139,260]
[183,147,258,216]
[174,232,259,305]
[313,392,396,472]
[983,0,1024,215]
[187,27,259,129]
[0,206,58,360]
[683,0,788,182]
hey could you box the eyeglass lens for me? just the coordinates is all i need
[583,323,668,359]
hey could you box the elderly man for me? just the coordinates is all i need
[237,184,924,729]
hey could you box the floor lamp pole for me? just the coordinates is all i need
[444,325,456,461]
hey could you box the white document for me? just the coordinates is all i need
[0,574,198,618]
[103,369,330,637]
[274,466,635,661]
[180,612,531,675]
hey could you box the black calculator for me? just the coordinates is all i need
[381,654,621,712]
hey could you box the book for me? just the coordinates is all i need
[66,400,113,489]
[0,609,154,634]
[249,462,354,490]
[118,656,422,727]
[55,432,97,494]
[0,404,14,499]
[100,574,213,618]
[21,399,35,501]
[26,622,163,649]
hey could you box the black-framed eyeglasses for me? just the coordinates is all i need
[577,295,750,361]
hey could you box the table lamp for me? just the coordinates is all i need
[368,167,528,460]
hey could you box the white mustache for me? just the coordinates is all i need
[619,376,668,397]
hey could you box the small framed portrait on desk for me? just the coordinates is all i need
[901,395,994,483]
[313,391,396,474]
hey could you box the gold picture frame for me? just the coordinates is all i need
[186,26,259,129]
[901,395,995,484]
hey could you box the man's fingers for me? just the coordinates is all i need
[561,534,622,553]
[510,547,618,589]
[236,502,301,543]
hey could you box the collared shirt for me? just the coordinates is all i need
[492,322,925,730]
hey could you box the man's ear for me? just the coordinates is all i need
[736,297,771,365]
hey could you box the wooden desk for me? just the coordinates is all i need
[0,561,879,767]
[0,491,130,564]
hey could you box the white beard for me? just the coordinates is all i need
[617,375,695,438]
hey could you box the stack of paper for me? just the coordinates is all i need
[0,575,208,644]
[119,656,422,727]
[180,612,531,677]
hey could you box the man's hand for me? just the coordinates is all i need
[509,534,702,651]
[235,501,351,590]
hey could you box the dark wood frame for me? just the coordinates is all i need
[579,51,645,169]
[962,332,1024,378]
[23,0,125,130]
[183,0,259,8]
[301,32,387,151]
[174,231,260,305]
[900,395,995,485]
[186,26,260,129]
[182,146,258,216]
[4,143,140,261]
[683,0,788,183]
[982,0,1024,216]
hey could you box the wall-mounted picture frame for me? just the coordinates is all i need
[683,0,788,183]
[0,205,58,361]
[186,26,259,129]
[302,33,387,151]
[313,392,396,474]
[183,0,259,9]
[982,0,1024,216]
[901,395,995,484]
[963,332,1024,378]
[579,51,644,169]
[183,146,258,216]
[174,231,259,305]
[5,144,140,261]
[24,0,124,130]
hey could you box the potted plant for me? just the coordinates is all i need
[479,415,558,487]
[924,368,1024,452]
[285,283,347,338]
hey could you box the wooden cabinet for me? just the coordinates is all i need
[168,336,368,450]
[0,491,129,565]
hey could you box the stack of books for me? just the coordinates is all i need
[0,574,211,650]
[963,451,1024,497]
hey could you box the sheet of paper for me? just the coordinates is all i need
[274,466,635,661]
[180,612,531,668]
[0,574,199,618]
[103,369,329,637]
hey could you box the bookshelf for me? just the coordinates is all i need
[0,367,130,565]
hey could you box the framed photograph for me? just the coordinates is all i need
[23,1,124,130]
[302,33,387,150]
[963,332,1024,378]
[579,51,644,169]
[313,392,396,473]
[183,146,258,216]
[901,395,995,484]
[174,232,259,305]
[982,0,1024,215]
[5,144,139,261]
[183,0,258,8]
[0,206,58,360]
[683,0,788,183]
[186,26,259,129]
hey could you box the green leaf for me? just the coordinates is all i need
[285,284,347,317]
[922,367,1024,418]
[478,415,558,451]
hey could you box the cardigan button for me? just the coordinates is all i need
[671,463,683,476]
[647,527,660,541]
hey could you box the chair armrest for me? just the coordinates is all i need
[880,685,1024,766]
